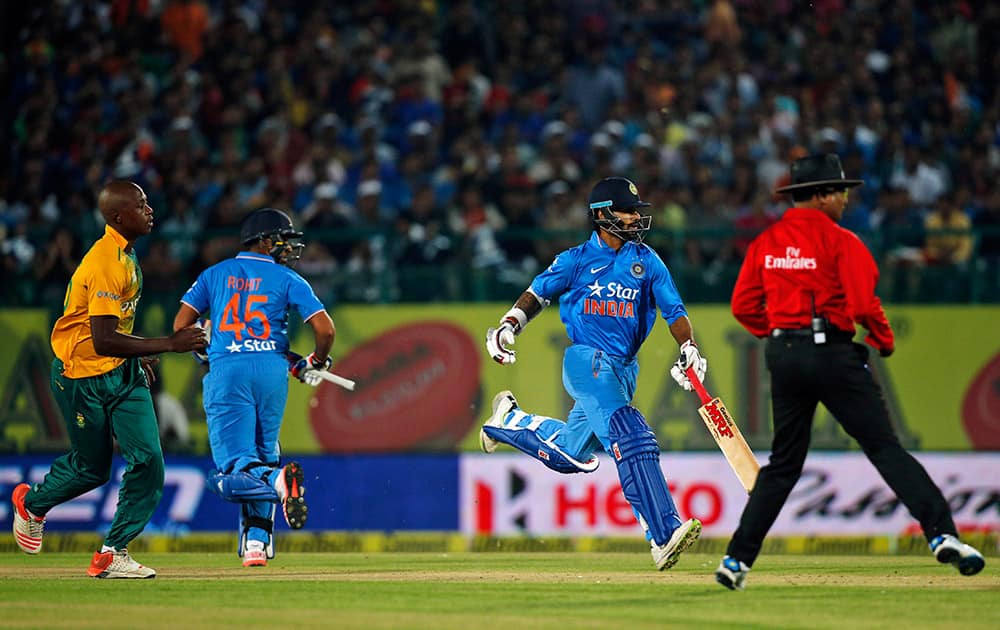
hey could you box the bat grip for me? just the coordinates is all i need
[685,366,712,405]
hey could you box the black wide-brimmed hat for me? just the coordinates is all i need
[775,153,863,194]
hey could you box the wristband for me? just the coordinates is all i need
[501,307,528,333]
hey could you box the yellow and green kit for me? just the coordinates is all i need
[24,225,163,550]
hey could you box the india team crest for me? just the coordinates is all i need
[628,182,638,195]
[630,261,645,278]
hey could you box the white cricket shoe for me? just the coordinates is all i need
[480,390,518,454]
[715,555,751,590]
[11,483,44,554]
[651,518,702,571]
[273,462,308,529]
[930,534,985,576]
[87,549,156,579]
[242,540,268,567]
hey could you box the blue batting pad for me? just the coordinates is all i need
[483,426,598,474]
[208,470,280,503]
[608,406,681,545]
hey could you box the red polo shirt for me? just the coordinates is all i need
[731,207,894,353]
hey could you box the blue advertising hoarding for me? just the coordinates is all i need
[1,454,459,534]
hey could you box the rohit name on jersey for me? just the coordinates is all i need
[583,280,638,318]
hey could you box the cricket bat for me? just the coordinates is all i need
[286,352,357,391]
[685,367,759,493]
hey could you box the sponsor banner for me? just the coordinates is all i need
[0,454,459,533]
[4,452,997,537]
[460,452,1000,537]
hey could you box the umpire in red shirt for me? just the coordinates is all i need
[714,154,984,590]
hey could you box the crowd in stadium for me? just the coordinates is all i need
[2,0,999,308]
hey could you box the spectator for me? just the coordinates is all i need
[161,0,210,60]
[302,182,354,263]
[562,40,626,131]
[733,192,778,258]
[448,181,506,269]
[34,227,80,308]
[923,197,973,266]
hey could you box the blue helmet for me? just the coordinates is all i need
[239,208,305,266]
[587,177,652,242]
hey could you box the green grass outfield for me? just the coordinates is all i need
[0,549,996,630]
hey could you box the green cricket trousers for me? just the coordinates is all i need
[24,357,164,550]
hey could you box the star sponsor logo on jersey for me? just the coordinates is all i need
[765,246,817,270]
[583,280,639,318]
[226,339,278,353]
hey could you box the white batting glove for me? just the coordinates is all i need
[669,340,707,391]
[291,352,332,386]
[301,370,325,387]
[192,319,212,365]
[485,318,520,365]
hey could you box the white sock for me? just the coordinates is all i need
[101,545,116,553]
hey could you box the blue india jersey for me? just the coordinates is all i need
[530,232,687,359]
[180,252,325,364]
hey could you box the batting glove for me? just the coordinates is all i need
[291,352,333,386]
[485,318,520,365]
[670,340,707,391]
[192,319,212,365]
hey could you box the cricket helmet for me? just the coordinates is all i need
[587,177,652,243]
[239,208,305,266]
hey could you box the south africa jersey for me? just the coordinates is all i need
[180,252,325,364]
[530,232,687,359]
[51,225,143,378]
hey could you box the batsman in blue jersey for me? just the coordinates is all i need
[482,177,707,571]
[172,208,336,567]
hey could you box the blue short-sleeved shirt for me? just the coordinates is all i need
[180,252,325,363]
[530,232,687,359]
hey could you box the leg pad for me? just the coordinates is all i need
[482,426,599,474]
[208,470,280,503]
[608,406,681,545]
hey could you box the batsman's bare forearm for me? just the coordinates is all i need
[668,315,695,346]
[502,289,549,332]
[91,315,206,356]
[305,310,335,362]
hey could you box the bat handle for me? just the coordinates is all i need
[685,366,712,405]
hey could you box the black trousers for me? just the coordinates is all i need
[727,336,957,566]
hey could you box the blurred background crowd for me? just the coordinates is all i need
[2,0,1000,312]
